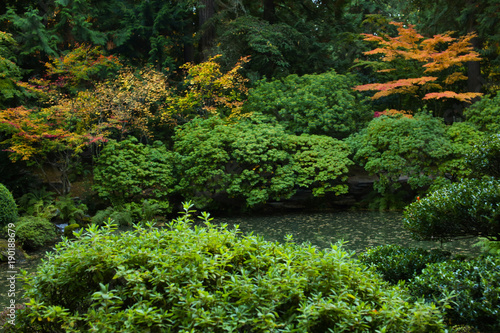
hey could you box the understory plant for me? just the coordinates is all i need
[11,216,57,250]
[409,256,500,331]
[347,112,452,195]
[358,245,451,284]
[5,203,446,332]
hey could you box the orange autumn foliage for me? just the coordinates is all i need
[355,22,483,104]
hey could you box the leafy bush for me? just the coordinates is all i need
[12,216,57,250]
[464,94,500,133]
[93,138,175,212]
[0,183,17,228]
[6,204,446,332]
[358,245,451,284]
[91,199,167,226]
[409,256,500,331]
[53,195,88,224]
[91,207,133,227]
[347,113,452,194]
[16,188,55,215]
[404,178,500,242]
[245,70,372,138]
[174,117,352,208]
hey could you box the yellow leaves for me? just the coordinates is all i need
[423,91,483,102]
[355,77,437,99]
[162,55,250,123]
[444,72,468,85]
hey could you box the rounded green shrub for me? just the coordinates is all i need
[347,113,452,195]
[93,138,175,212]
[0,183,17,228]
[245,70,372,138]
[404,178,500,242]
[14,216,57,250]
[409,256,500,331]
[358,245,451,284]
[7,205,446,332]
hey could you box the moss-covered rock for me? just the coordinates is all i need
[0,239,26,262]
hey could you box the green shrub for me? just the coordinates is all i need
[174,117,352,208]
[13,216,57,250]
[245,70,372,138]
[409,256,500,331]
[16,188,55,215]
[0,183,17,228]
[347,113,452,195]
[358,245,451,284]
[466,133,500,178]
[464,94,500,133]
[54,195,88,224]
[403,178,500,242]
[6,204,446,332]
[93,138,175,212]
[91,207,133,226]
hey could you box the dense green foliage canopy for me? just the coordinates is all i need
[174,117,352,208]
[245,71,372,138]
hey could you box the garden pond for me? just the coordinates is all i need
[0,210,480,309]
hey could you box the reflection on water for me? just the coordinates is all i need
[0,210,480,309]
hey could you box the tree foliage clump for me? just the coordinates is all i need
[5,207,446,332]
[174,117,352,208]
[464,94,500,134]
[163,55,250,125]
[347,113,452,194]
[0,30,23,108]
[245,70,371,138]
[354,21,482,114]
[0,183,17,228]
[93,138,175,213]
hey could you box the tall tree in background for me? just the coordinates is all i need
[355,22,482,117]
[402,0,500,94]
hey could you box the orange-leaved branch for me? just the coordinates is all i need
[354,21,482,109]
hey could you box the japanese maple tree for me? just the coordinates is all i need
[354,22,482,114]
[0,106,106,195]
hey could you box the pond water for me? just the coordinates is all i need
[213,210,480,255]
[0,210,480,309]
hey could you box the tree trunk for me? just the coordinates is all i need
[467,36,483,94]
[198,0,216,60]
[263,0,276,24]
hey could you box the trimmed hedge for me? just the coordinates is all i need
[5,204,446,332]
